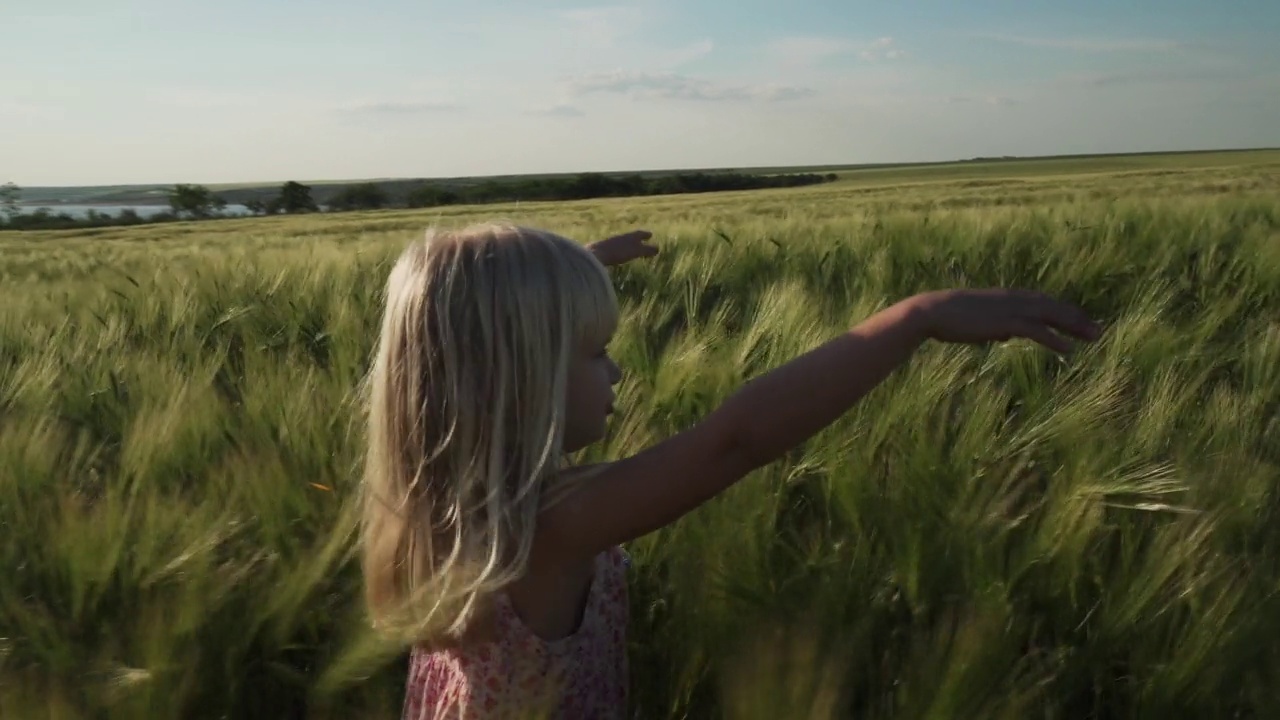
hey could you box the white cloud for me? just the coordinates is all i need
[767,36,851,67]
[566,70,815,102]
[766,35,906,68]
[527,103,586,117]
[337,100,464,115]
[325,7,719,122]
[558,7,713,70]
[147,88,272,110]
[0,101,57,120]
[1058,66,1254,87]
[652,38,715,69]
[859,37,904,61]
[948,94,1017,106]
[977,34,1185,53]
[558,5,648,48]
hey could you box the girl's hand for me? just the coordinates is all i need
[588,230,658,267]
[911,288,1103,354]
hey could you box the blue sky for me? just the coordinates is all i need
[3,0,1278,186]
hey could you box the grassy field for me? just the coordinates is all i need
[2,150,1280,719]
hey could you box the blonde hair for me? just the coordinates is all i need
[358,222,618,644]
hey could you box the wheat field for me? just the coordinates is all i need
[2,151,1280,719]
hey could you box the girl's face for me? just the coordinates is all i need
[562,335,621,453]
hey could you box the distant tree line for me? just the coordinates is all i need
[397,171,839,208]
[0,171,838,231]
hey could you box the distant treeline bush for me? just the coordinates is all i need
[1,207,159,231]
[0,171,838,231]
[399,171,839,207]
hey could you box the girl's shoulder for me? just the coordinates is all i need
[547,464,633,571]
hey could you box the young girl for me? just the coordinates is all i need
[359,222,1102,719]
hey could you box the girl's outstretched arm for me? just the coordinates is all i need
[539,289,1102,560]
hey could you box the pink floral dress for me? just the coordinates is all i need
[402,547,631,719]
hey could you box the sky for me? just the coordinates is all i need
[2,0,1278,186]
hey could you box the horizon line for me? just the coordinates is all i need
[15,145,1279,191]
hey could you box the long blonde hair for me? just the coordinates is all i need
[358,222,618,643]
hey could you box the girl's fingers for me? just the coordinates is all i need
[1039,304,1100,340]
[1010,318,1074,354]
[1013,293,1100,341]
